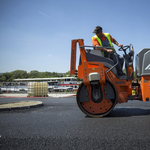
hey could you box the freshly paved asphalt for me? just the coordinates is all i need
[0,97,150,150]
[0,93,75,110]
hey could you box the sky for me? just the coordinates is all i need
[0,0,150,73]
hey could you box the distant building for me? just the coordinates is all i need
[13,77,77,84]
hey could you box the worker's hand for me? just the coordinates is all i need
[107,49,113,53]
[118,44,123,47]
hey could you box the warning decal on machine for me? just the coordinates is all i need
[145,64,150,70]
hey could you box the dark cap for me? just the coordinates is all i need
[93,26,102,33]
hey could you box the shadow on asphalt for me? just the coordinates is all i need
[106,108,150,117]
[84,108,150,118]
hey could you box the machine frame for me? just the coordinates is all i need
[70,39,150,117]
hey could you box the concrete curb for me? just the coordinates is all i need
[0,96,48,98]
[0,101,43,111]
[48,94,76,98]
[0,93,76,98]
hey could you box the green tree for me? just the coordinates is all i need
[12,70,28,79]
[40,71,52,78]
[2,72,11,81]
[51,72,58,77]
[28,70,40,78]
[0,76,6,82]
[0,70,84,81]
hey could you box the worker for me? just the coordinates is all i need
[92,26,125,76]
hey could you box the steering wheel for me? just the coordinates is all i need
[119,45,134,55]
[118,45,130,54]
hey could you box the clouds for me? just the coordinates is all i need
[1,0,150,73]
[39,11,54,20]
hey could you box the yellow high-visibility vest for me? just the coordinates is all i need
[92,33,114,56]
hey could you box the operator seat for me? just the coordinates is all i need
[79,49,127,79]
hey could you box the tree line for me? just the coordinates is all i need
[0,69,135,82]
[0,70,72,82]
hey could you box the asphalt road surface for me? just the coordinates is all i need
[0,97,150,150]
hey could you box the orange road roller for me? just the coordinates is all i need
[70,39,150,117]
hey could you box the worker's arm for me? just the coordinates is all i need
[92,37,113,53]
[113,38,123,47]
[95,45,113,53]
